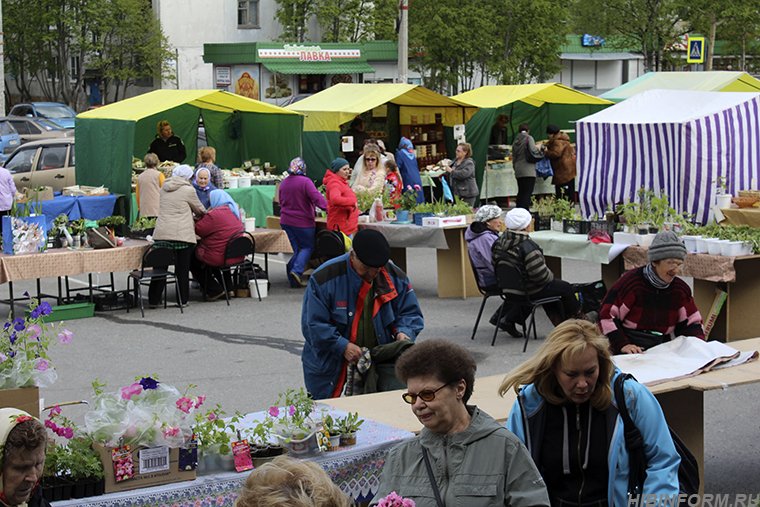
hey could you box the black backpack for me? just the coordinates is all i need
[614,374,699,500]
[315,229,347,261]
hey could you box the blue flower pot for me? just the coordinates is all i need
[396,210,410,222]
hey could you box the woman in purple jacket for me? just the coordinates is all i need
[279,157,328,287]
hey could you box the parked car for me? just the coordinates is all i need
[2,138,75,191]
[2,116,71,144]
[0,121,22,163]
[8,102,77,129]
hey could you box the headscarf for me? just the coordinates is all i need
[193,167,211,188]
[172,164,194,180]
[396,137,415,161]
[288,157,307,176]
[475,205,502,223]
[209,189,240,219]
[1,408,40,507]
[395,137,423,204]
[504,208,532,231]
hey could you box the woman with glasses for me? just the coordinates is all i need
[372,339,550,507]
[351,146,387,194]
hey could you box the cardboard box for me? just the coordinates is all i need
[0,387,40,418]
[94,443,196,493]
[421,215,467,228]
[62,185,109,197]
[22,186,54,202]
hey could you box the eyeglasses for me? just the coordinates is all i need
[402,382,453,404]
[365,158,377,162]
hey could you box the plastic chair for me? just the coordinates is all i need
[206,232,259,306]
[126,247,183,318]
[468,253,502,341]
[315,229,346,263]
[494,262,564,351]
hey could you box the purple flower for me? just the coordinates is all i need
[13,318,25,332]
[288,405,296,417]
[3,322,10,331]
[9,332,16,345]
[57,329,73,344]
[0,352,7,363]
[27,324,42,340]
[38,302,53,316]
[34,358,50,371]
[62,427,74,439]
[30,308,41,319]
[268,406,280,418]
[139,377,159,390]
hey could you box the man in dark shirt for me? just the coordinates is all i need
[148,120,186,163]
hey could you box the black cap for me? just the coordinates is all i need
[352,229,390,268]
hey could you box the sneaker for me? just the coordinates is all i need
[290,271,306,287]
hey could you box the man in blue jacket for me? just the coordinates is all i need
[301,229,424,400]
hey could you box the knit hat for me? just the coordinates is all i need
[352,229,390,268]
[330,158,349,173]
[504,208,532,231]
[172,164,194,180]
[648,231,687,262]
[475,205,502,223]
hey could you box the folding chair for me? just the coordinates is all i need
[127,247,183,318]
[206,232,259,306]
[468,254,502,341]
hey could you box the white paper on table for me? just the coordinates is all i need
[341,136,354,153]
[612,336,755,386]
[712,350,759,369]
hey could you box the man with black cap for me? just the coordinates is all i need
[599,230,705,354]
[301,229,424,400]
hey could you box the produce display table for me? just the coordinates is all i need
[623,246,760,342]
[718,207,760,227]
[52,408,413,507]
[528,230,630,289]
[326,337,760,495]
[480,160,554,200]
[18,194,119,223]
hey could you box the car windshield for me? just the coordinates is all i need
[35,104,76,119]
[37,118,64,131]
[0,122,16,136]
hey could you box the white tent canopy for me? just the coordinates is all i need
[577,89,760,224]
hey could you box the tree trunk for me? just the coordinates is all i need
[706,13,717,71]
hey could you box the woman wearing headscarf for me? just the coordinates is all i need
[191,189,245,300]
[0,408,51,507]
[512,123,544,210]
[395,137,424,204]
[192,167,217,209]
[279,157,328,287]
[323,158,359,236]
[149,164,206,308]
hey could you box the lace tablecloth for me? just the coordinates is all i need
[53,408,413,507]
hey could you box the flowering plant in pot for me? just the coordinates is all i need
[269,388,319,454]
[320,414,341,451]
[193,404,243,473]
[0,297,73,389]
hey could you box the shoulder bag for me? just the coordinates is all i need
[86,226,117,249]
[421,447,445,507]
[614,373,699,500]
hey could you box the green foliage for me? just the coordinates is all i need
[617,188,682,229]
[97,215,126,228]
[130,217,157,232]
[275,0,317,41]
[68,219,86,236]
[44,437,104,481]
[336,412,364,434]
[684,224,760,253]
[193,404,243,455]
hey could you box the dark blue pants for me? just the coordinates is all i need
[282,224,315,286]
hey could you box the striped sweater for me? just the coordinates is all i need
[491,231,553,295]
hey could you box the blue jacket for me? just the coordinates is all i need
[301,253,424,399]
[505,369,680,506]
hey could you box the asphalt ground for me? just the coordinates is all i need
[9,248,759,493]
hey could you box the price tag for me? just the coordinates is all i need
[139,446,170,474]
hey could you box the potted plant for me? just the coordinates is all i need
[246,416,284,462]
[336,412,364,447]
[129,216,157,239]
[269,388,319,455]
[50,214,69,248]
[97,215,127,237]
[531,196,554,230]
[321,414,341,451]
[193,404,243,473]
[396,185,421,223]
[412,202,436,226]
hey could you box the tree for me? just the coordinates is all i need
[275,0,317,42]
[315,0,397,43]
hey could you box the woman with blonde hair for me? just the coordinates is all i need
[149,119,186,163]
[236,455,351,507]
[500,319,680,507]
[196,146,224,188]
[351,147,387,193]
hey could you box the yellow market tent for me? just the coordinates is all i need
[452,83,612,192]
[288,83,471,178]
[76,89,302,199]
[600,71,760,102]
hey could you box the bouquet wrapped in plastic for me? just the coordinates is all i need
[84,376,205,448]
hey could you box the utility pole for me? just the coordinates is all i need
[397,0,408,84]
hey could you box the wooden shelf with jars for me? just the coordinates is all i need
[400,116,447,167]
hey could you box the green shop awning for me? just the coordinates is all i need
[262,61,375,75]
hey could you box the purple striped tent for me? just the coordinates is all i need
[576,89,760,224]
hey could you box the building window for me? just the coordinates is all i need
[69,56,80,81]
[238,0,259,28]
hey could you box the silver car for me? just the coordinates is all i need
[4,138,76,191]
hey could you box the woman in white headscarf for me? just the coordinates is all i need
[0,408,50,507]
[149,164,206,308]
[491,208,581,326]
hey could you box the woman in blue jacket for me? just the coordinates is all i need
[499,319,680,507]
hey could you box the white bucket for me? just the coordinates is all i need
[249,279,267,298]
[682,235,701,253]
[721,240,743,257]
[716,194,732,209]
[695,237,710,254]
[244,217,256,232]
[706,238,723,256]
[238,176,252,187]
[227,176,240,189]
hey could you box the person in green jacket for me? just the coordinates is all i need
[372,340,550,507]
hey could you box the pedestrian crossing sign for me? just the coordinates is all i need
[687,37,705,63]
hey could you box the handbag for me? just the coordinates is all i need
[621,327,667,350]
[614,374,700,500]
[421,447,445,507]
[535,157,553,179]
[86,226,117,249]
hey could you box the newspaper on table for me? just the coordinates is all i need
[612,336,758,386]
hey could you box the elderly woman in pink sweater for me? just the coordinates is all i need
[279,157,328,287]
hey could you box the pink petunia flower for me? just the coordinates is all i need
[207,412,218,421]
[194,395,206,409]
[288,405,296,417]
[62,427,74,439]
[120,383,143,400]
[268,406,280,418]
[0,352,7,364]
[48,405,62,417]
[27,324,42,340]
[57,329,74,344]
[176,397,194,414]
[163,426,180,438]
[34,358,50,371]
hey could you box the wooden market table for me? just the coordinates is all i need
[718,207,760,227]
[325,337,760,494]
[266,216,479,299]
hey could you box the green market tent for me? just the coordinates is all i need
[600,71,760,102]
[76,89,303,201]
[452,83,612,190]
[287,83,470,180]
